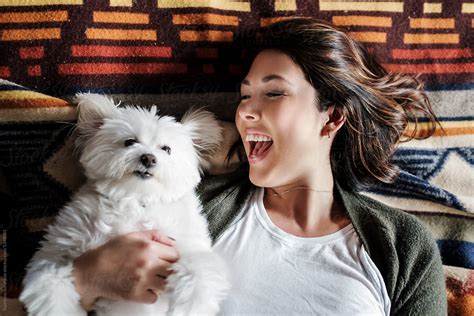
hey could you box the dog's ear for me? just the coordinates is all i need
[74,93,119,133]
[181,108,223,170]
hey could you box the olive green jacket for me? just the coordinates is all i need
[197,166,447,316]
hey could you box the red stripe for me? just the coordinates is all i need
[27,65,41,77]
[392,48,472,60]
[0,66,11,77]
[71,45,172,58]
[383,63,474,74]
[58,63,187,75]
[19,46,44,59]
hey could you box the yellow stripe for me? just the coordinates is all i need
[275,0,297,11]
[332,15,392,27]
[0,106,77,122]
[157,0,251,12]
[0,11,68,23]
[93,11,149,24]
[348,31,386,43]
[180,30,233,42]
[110,0,132,6]
[0,90,65,101]
[423,3,442,14]
[86,28,157,41]
[319,1,403,12]
[462,3,474,13]
[410,18,455,29]
[0,0,82,5]
[404,33,459,44]
[1,28,60,41]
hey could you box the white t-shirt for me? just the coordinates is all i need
[213,187,391,315]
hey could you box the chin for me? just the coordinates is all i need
[20,93,230,316]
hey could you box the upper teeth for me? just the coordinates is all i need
[246,134,272,142]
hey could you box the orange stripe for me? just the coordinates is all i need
[348,31,386,43]
[404,33,459,44]
[383,63,474,74]
[392,49,472,59]
[1,28,60,41]
[19,46,44,59]
[332,15,392,27]
[58,63,187,75]
[410,18,455,29]
[196,47,218,58]
[0,10,67,23]
[403,126,474,137]
[86,28,156,41]
[180,30,233,42]
[93,11,149,24]
[71,45,171,57]
[0,98,68,109]
[0,66,10,77]
[173,13,239,26]
[260,16,305,27]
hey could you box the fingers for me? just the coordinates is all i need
[139,229,176,247]
[152,232,176,248]
[149,242,180,263]
[138,288,158,304]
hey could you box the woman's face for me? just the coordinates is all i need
[236,50,331,188]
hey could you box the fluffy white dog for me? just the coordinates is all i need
[20,93,230,316]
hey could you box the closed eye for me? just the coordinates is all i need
[240,94,250,100]
[266,92,285,98]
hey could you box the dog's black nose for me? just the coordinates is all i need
[140,154,157,168]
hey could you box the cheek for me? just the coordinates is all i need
[235,106,244,134]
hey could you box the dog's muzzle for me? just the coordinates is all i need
[141,154,157,168]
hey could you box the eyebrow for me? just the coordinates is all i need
[241,74,293,86]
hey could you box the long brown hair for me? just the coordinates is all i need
[229,18,441,191]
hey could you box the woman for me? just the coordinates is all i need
[72,18,447,314]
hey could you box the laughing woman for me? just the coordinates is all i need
[72,18,447,315]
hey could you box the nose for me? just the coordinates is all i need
[237,102,261,122]
[140,154,157,168]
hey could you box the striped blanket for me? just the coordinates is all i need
[0,1,473,315]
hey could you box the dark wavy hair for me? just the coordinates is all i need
[228,18,441,191]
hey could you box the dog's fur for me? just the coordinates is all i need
[20,94,230,315]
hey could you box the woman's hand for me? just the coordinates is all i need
[72,230,179,311]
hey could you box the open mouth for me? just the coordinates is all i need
[246,134,273,164]
[134,170,153,179]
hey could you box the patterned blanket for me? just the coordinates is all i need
[0,1,473,315]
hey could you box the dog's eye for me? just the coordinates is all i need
[124,139,138,147]
[161,146,171,155]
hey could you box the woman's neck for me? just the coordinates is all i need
[262,173,350,238]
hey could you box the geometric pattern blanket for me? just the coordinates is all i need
[0,0,473,315]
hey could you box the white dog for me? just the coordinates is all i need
[20,94,230,316]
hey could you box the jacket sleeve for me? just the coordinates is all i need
[392,224,447,316]
[196,165,254,243]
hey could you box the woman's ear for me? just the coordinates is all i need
[321,105,346,138]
